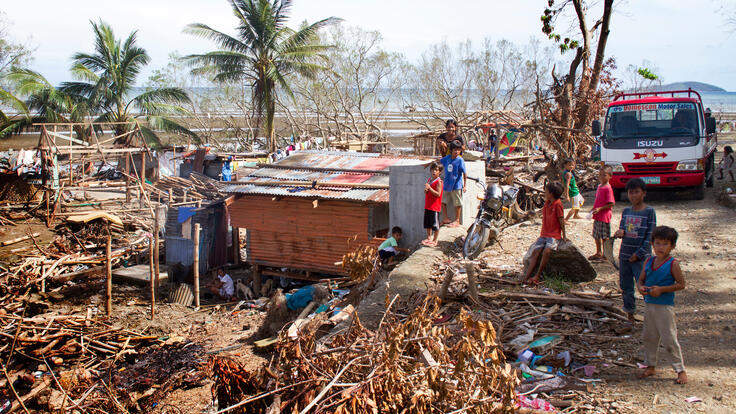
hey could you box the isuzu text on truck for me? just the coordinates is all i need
[592,89,717,200]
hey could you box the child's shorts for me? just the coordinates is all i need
[378,249,396,261]
[592,220,610,240]
[531,237,559,252]
[442,189,463,207]
[423,209,440,230]
[570,193,584,210]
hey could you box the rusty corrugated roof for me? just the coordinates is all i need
[220,151,426,203]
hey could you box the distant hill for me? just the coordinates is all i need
[655,81,726,92]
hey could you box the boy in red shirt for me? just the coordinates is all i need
[523,182,566,285]
[422,162,444,246]
[589,165,615,261]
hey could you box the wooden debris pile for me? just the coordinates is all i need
[0,310,165,412]
[210,295,519,413]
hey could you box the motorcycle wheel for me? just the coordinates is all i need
[463,222,490,259]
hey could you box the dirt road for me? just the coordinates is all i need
[586,183,736,413]
[481,179,736,413]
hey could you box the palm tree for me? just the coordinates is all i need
[185,0,339,152]
[61,21,196,145]
[0,85,28,137]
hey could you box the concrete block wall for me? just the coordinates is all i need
[389,160,485,248]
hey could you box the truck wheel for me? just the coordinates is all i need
[693,181,705,200]
[706,154,715,188]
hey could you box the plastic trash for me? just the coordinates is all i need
[534,365,555,374]
[516,395,556,412]
[519,363,554,379]
[315,304,329,314]
[0,399,11,414]
[528,335,561,351]
[685,396,702,403]
[510,328,536,348]
[556,350,571,366]
[583,365,596,377]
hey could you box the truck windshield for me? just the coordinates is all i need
[603,102,700,149]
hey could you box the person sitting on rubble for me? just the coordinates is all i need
[522,182,566,285]
[378,226,410,266]
[208,268,235,300]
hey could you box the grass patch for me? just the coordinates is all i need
[542,273,572,293]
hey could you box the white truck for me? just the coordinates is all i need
[592,89,717,200]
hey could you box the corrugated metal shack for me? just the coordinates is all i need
[221,151,425,276]
[164,199,234,278]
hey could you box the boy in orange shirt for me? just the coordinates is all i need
[523,182,566,285]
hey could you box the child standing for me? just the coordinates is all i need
[562,158,583,222]
[422,162,443,246]
[588,165,615,261]
[378,226,410,266]
[440,141,467,228]
[637,226,687,384]
[523,182,566,285]
[613,178,656,323]
[717,145,734,181]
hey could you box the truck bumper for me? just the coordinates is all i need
[611,172,704,189]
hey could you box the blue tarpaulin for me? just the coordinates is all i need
[178,207,197,223]
[286,285,315,310]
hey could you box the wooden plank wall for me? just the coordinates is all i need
[229,195,383,275]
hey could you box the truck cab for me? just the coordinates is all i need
[592,89,717,200]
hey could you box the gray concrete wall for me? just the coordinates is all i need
[389,160,485,247]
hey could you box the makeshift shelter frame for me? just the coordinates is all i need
[34,121,154,226]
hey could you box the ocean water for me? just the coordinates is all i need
[700,91,736,112]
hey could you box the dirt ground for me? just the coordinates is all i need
[477,174,736,413]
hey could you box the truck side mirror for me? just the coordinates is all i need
[706,117,716,134]
[591,120,601,136]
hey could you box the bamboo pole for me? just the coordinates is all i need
[193,223,201,308]
[149,237,155,319]
[154,203,160,300]
[125,154,131,203]
[106,225,112,315]
[140,154,146,209]
[69,124,73,186]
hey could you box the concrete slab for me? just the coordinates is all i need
[355,225,468,329]
[112,264,169,286]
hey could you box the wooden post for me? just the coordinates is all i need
[252,263,261,298]
[232,227,240,263]
[139,154,146,209]
[439,267,454,302]
[149,237,155,319]
[193,223,201,308]
[125,154,131,203]
[106,225,112,315]
[69,124,73,186]
[168,188,173,205]
[154,205,160,301]
[465,263,479,303]
[183,190,187,203]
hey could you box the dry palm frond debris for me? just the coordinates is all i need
[210,295,519,414]
[341,244,377,283]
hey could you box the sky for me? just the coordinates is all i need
[2,0,735,90]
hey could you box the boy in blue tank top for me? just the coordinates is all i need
[636,226,687,384]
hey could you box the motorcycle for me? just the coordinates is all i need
[463,177,520,259]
